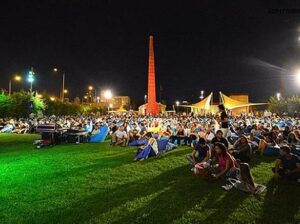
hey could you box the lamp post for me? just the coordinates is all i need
[88,85,95,103]
[176,101,180,113]
[9,75,22,96]
[200,90,204,100]
[296,70,300,86]
[276,92,281,101]
[104,89,113,113]
[27,68,35,93]
[53,68,66,102]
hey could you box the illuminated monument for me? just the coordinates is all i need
[139,35,166,115]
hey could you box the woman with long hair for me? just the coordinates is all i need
[213,142,237,180]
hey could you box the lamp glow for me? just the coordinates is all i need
[296,70,300,85]
[27,70,35,83]
[276,92,281,101]
[104,90,112,100]
[14,75,22,81]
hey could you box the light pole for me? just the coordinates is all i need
[200,90,204,100]
[276,92,281,101]
[53,68,66,102]
[104,89,113,113]
[27,68,35,93]
[176,101,180,113]
[296,70,300,86]
[88,86,94,103]
[9,75,22,96]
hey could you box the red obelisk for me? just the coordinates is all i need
[146,35,158,115]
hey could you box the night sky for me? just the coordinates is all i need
[1,0,300,106]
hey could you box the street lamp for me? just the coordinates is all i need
[53,68,66,102]
[176,101,180,113]
[276,92,281,101]
[63,89,68,94]
[104,90,113,113]
[88,86,96,103]
[296,70,300,85]
[50,96,56,101]
[9,75,22,96]
[104,89,112,100]
[144,94,147,104]
[27,68,35,93]
[200,90,204,100]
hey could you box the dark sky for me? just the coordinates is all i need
[1,0,300,106]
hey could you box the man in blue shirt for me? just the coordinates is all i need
[272,145,300,181]
[187,138,209,165]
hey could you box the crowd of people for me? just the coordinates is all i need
[1,105,300,192]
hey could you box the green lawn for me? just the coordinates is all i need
[0,134,299,224]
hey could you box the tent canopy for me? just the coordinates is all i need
[219,92,267,110]
[180,92,213,110]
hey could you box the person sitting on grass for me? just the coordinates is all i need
[186,137,209,166]
[230,135,251,162]
[204,125,215,144]
[91,124,100,136]
[212,142,237,180]
[209,130,229,161]
[287,132,300,156]
[111,125,128,146]
[170,124,186,146]
[257,131,278,154]
[128,123,140,143]
[272,145,300,181]
[135,132,160,161]
[211,130,229,148]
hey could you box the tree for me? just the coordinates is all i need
[268,96,300,115]
[0,91,45,118]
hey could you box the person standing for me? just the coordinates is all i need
[218,104,229,138]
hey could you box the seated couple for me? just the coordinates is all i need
[187,137,236,180]
[111,124,146,146]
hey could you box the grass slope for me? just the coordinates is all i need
[0,134,299,224]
